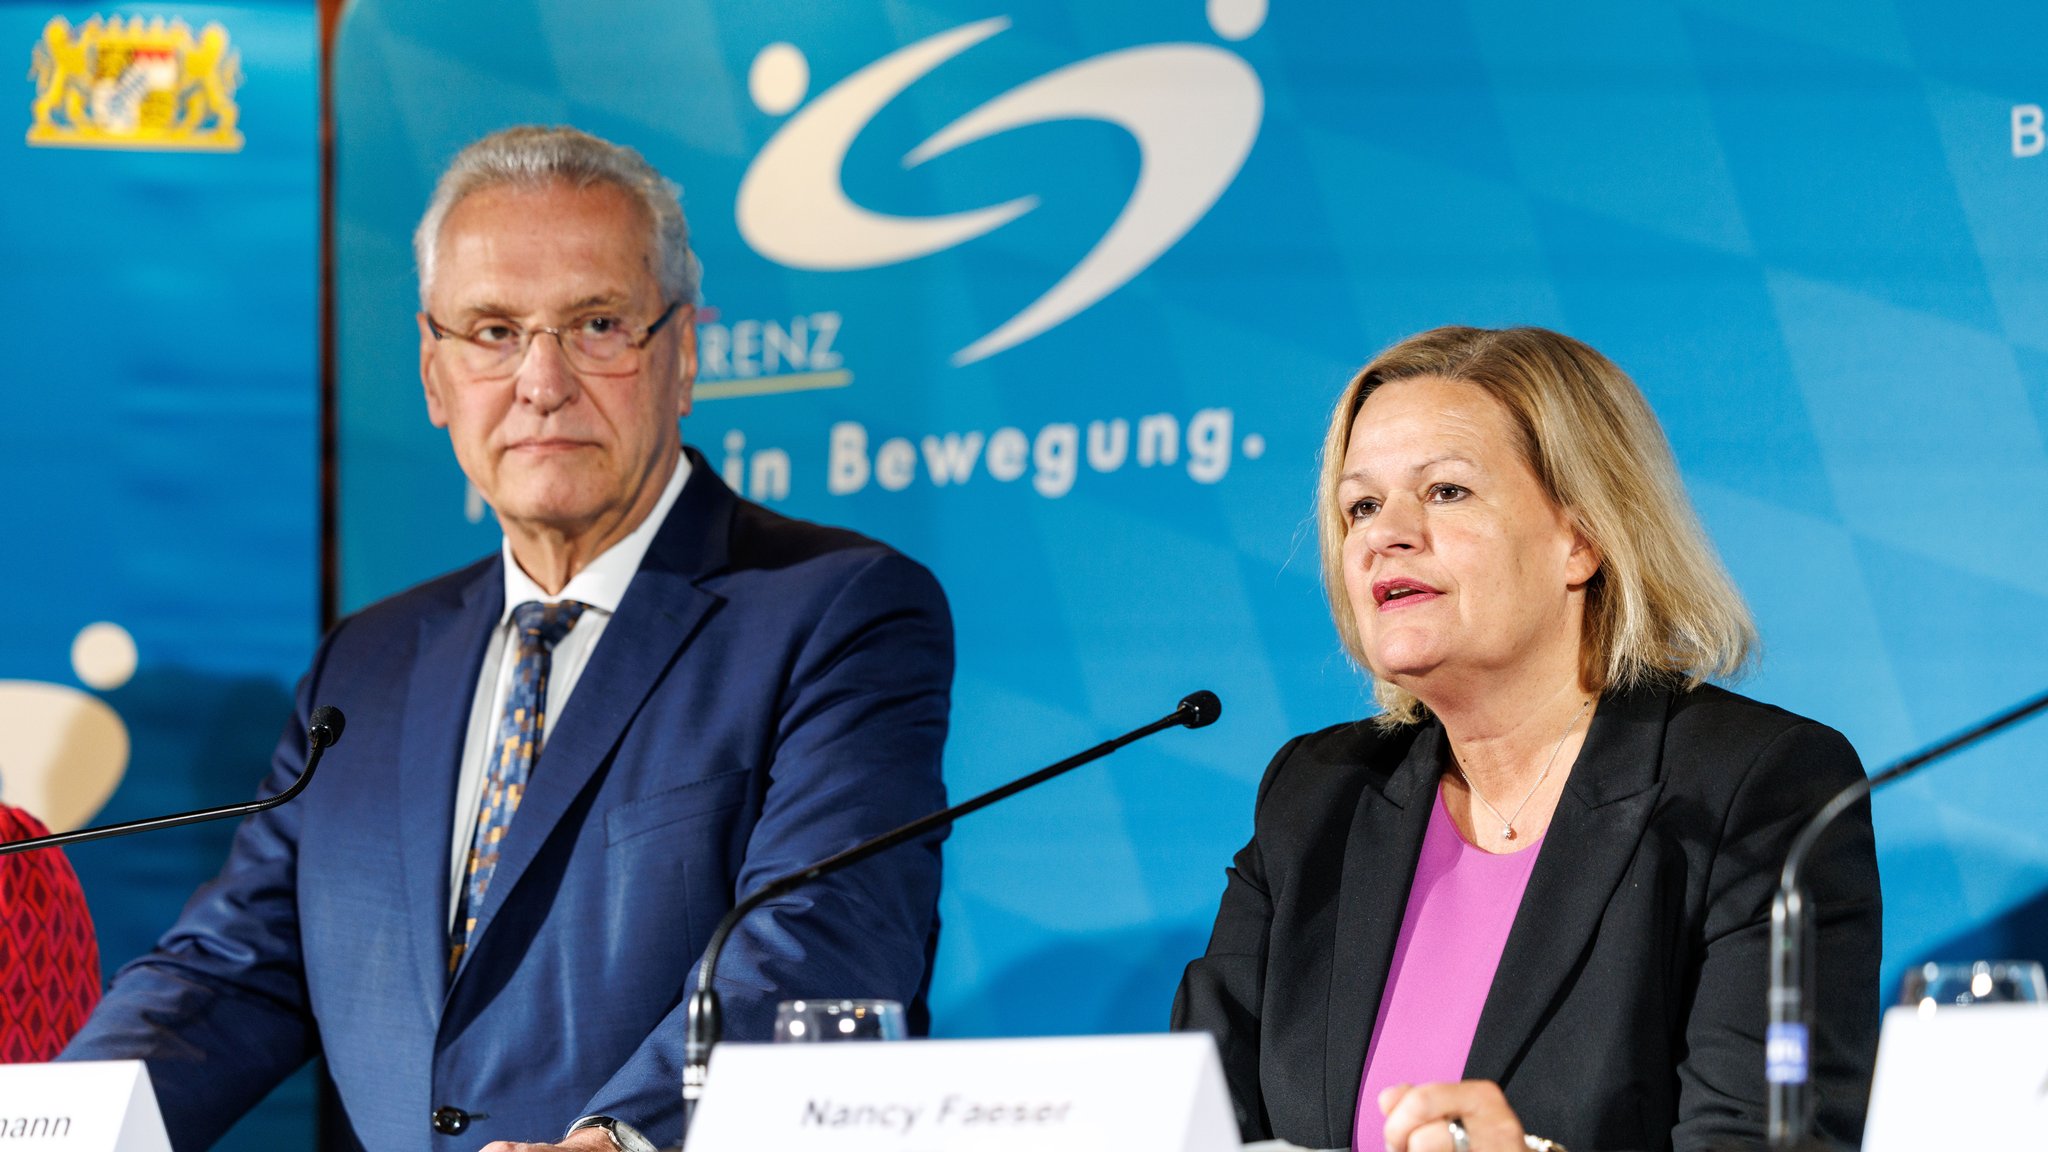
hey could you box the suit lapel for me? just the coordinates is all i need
[397,561,502,1020]
[1463,685,1669,1085]
[453,453,736,979]
[1323,727,1444,1146]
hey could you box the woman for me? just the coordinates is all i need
[1173,327,1879,1152]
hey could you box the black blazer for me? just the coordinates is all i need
[1173,683,1881,1152]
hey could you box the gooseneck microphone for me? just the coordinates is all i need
[1767,687,2048,1149]
[0,705,347,857]
[680,690,1223,1131]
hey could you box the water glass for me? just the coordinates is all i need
[1898,960,2048,1012]
[773,998,907,1042]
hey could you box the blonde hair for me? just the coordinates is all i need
[1317,326,1756,726]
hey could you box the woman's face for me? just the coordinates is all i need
[1337,375,1599,702]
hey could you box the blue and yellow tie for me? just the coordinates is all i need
[449,599,586,974]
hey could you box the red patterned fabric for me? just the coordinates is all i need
[0,805,100,1062]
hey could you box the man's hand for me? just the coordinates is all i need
[478,1127,617,1152]
[1378,1080,1526,1152]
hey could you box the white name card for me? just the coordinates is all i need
[1864,1004,2048,1152]
[0,1062,169,1152]
[685,1033,1239,1152]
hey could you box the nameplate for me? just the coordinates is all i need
[0,1062,169,1152]
[686,1033,1238,1152]
[1864,1004,2048,1151]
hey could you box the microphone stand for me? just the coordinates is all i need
[1768,687,2048,1148]
[679,690,1222,1135]
[0,705,346,857]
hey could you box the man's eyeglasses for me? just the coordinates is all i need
[426,301,682,379]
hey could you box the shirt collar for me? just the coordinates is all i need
[499,449,693,622]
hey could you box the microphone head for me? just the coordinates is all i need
[1176,690,1222,729]
[308,705,346,750]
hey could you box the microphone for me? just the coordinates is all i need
[0,705,347,858]
[1767,687,2048,1148]
[680,690,1223,1130]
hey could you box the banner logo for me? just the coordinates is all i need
[0,622,133,834]
[737,5,1265,365]
[27,16,243,151]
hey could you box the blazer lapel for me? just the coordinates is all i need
[453,454,735,978]
[397,560,502,1019]
[1463,685,1670,1086]
[1324,727,1445,1146]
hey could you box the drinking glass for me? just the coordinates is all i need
[773,998,907,1042]
[1897,960,2048,1012]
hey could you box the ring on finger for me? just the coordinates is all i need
[1446,1117,1471,1152]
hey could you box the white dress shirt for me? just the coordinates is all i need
[446,453,692,924]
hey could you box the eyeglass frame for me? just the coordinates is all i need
[423,300,684,377]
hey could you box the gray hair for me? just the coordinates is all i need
[414,125,703,308]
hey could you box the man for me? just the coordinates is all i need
[63,126,953,1152]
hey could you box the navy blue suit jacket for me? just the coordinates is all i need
[64,454,953,1151]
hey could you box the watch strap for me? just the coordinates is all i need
[566,1114,658,1152]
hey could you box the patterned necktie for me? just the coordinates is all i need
[449,599,586,974]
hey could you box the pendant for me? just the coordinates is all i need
[1501,825,1516,840]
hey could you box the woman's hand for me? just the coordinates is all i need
[1378,1080,1525,1152]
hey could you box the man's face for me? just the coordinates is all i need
[419,180,695,543]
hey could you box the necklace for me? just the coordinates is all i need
[1456,699,1591,841]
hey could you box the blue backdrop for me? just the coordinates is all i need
[334,0,2048,1044]
[2,0,318,1146]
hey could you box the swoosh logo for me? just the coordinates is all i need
[737,17,1264,366]
[737,19,1034,273]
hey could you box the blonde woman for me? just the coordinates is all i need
[1174,327,1879,1152]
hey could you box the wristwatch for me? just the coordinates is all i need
[566,1115,659,1152]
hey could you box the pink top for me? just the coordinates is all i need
[1354,787,1545,1149]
